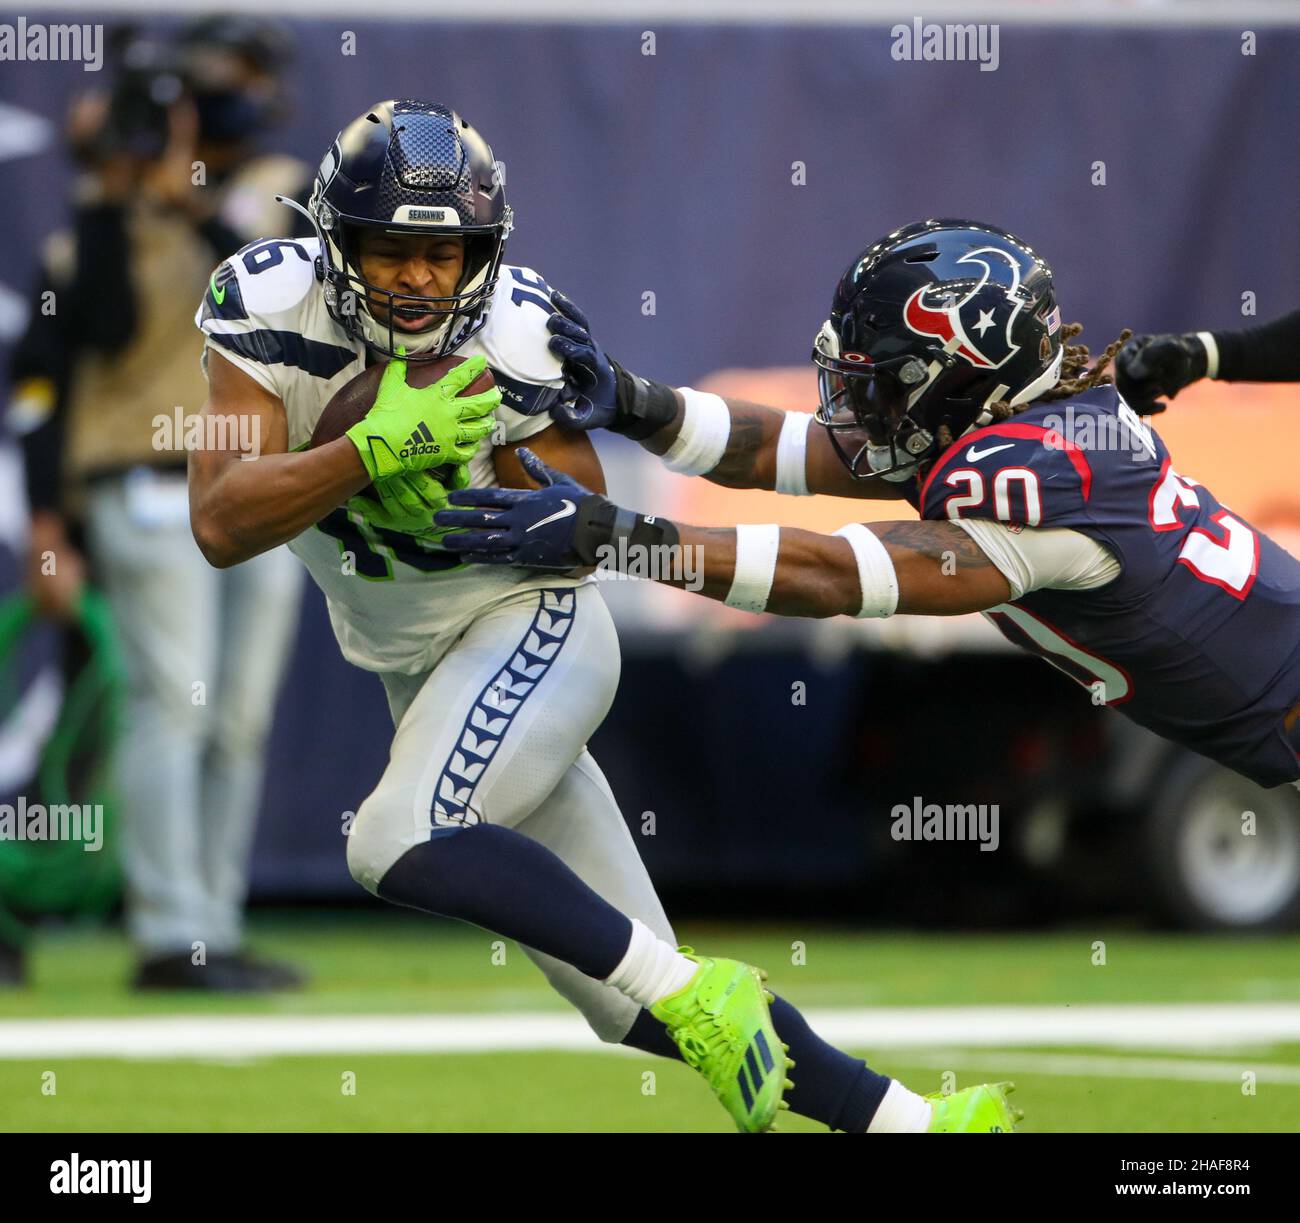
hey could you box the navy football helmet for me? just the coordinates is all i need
[813,219,1064,480]
[303,100,512,360]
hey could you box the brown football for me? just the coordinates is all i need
[310,354,495,498]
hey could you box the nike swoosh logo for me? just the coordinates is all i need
[209,273,227,306]
[966,442,1015,462]
[526,499,577,531]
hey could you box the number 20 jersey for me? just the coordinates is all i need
[906,385,1300,788]
[196,235,585,675]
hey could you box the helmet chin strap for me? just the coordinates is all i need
[904,336,962,414]
[362,309,450,356]
[1009,345,1064,407]
[865,443,921,482]
[953,345,1066,443]
[878,337,959,471]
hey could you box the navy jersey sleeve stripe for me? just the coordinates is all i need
[491,369,560,418]
[210,329,359,380]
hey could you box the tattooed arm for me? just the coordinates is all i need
[644,518,1010,616]
[543,293,907,499]
[867,520,1011,614]
[438,451,1012,618]
[638,391,909,500]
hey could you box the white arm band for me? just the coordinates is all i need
[661,388,731,475]
[774,411,812,495]
[725,524,781,613]
[833,524,899,619]
[1196,331,1220,379]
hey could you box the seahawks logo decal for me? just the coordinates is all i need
[903,246,1025,370]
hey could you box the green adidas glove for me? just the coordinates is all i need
[346,355,500,481]
[348,466,471,537]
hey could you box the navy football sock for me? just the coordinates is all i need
[622,994,890,1131]
[376,824,632,980]
[622,1007,682,1060]
[766,997,891,1132]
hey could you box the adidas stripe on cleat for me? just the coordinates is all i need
[649,949,793,1133]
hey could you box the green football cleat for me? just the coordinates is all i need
[926,1081,1023,1132]
[650,949,793,1133]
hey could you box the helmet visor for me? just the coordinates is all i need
[812,324,924,471]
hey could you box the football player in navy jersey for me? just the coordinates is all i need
[437,219,1300,793]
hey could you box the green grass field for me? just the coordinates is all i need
[3,911,1300,1132]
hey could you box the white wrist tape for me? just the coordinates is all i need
[1196,331,1220,379]
[725,524,781,613]
[833,523,899,618]
[661,388,731,476]
[774,411,812,495]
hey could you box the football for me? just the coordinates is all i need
[309,354,495,496]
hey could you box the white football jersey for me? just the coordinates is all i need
[195,236,587,675]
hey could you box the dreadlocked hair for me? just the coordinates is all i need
[932,324,1132,451]
[989,323,1132,420]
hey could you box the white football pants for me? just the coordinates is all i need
[347,583,674,1043]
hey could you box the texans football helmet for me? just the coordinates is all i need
[813,219,1064,480]
[299,99,512,361]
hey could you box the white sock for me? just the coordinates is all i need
[603,918,698,1007]
[867,1079,933,1133]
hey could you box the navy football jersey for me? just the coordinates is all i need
[903,385,1300,787]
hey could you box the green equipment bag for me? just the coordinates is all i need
[0,589,125,944]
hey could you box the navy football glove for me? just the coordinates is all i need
[434,447,609,569]
[546,292,620,431]
[545,290,678,440]
[1115,333,1208,415]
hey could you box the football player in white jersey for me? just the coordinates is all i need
[189,101,1010,1133]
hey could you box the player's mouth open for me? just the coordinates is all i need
[390,306,441,331]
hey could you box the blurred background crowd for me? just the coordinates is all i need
[1,1,1297,998]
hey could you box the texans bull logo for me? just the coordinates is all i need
[903,246,1025,370]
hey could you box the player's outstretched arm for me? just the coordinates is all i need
[545,291,905,501]
[434,448,1010,617]
[189,350,374,567]
[623,516,1008,617]
[1116,308,1300,413]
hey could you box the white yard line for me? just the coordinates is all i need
[898,1049,1300,1085]
[807,1004,1300,1052]
[4,1004,1300,1061]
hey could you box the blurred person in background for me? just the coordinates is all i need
[4,17,313,991]
[1116,309,1300,412]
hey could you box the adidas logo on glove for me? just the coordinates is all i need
[400,422,442,460]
